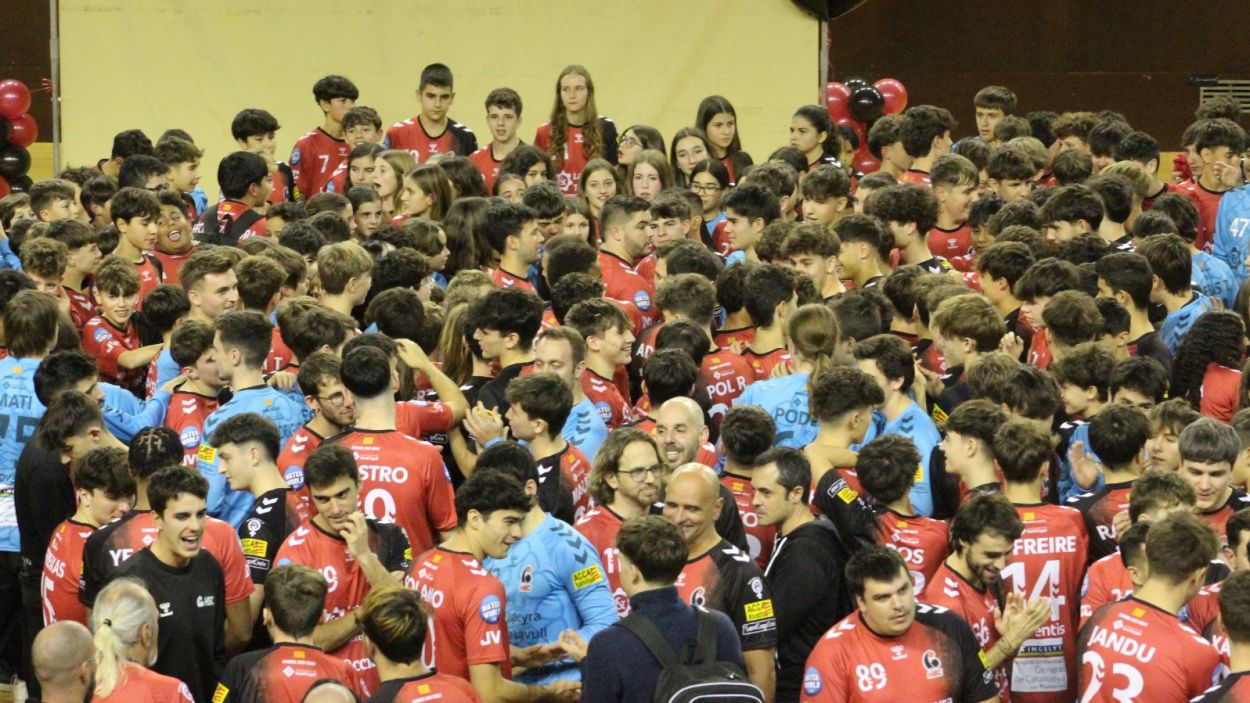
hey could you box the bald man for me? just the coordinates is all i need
[302,681,357,703]
[663,464,777,702]
[30,621,95,703]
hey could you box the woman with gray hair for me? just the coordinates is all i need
[90,577,192,702]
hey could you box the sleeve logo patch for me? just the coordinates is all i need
[572,565,603,590]
[836,486,858,504]
[479,594,502,624]
[914,466,924,482]
[803,666,822,695]
[197,445,216,463]
[977,648,989,668]
[241,538,268,558]
[211,683,229,703]
[744,599,774,622]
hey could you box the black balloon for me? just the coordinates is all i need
[848,86,885,123]
[0,144,30,180]
[0,117,9,146]
[11,174,32,192]
[844,77,870,93]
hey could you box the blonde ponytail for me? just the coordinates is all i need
[90,578,158,698]
[788,304,841,389]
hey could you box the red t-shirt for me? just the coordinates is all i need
[152,246,197,287]
[270,165,293,203]
[337,429,457,554]
[711,219,732,257]
[164,388,220,467]
[370,672,482,703]
[873,509,949,595]
[291,128,350,199]
[598,251,656,328]
[277,425,325,490]
[742,347,793,381]
[263,327,294,376]
[396,399,455,439]
[1002,503,1089,703]
[405,547,512,680]
[387,117,457,163]
[712,325,755,353]
[927,224,973,262]
[325,162,348,196]
[719,472,775,570]
[534,122,588,195]
[899,169,931,186]
[41,519,94,626]
[1028,328,1052,369]
[1197,488,1250,549]
[1079,552,1134,627]
[574,506,629,617]
[134,254,163,310]
[1201,362,1242,422]
[64,285,95,330]
[1069,480,1135,563]
[214,643,364,703]
[96,662,193,703]
[1077,596,1221,702]
[1180,182,1225,251]
[582,369,633,429]
[702,347,753,425]
[469,145,505,195]
[560,443,593,522]
[81,316,145,395]
[489,266,536,294]
[920,561,1006,697]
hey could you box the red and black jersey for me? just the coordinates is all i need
[213,643,364,703]
[899,169,932,186]
[396,398,456,439]
[920,562,1004,696]
[1199,488,1250,549]
[702,347,753,427]
[387,117,477,163]
[1067,479,1135,563]
[719,472,775,570]
[324,162,348,196]
[800,604,998,703]
[164,386,220,467]
[534,118,617,195]
[676,539,778,651]
[64,285,95,330]
[238,488,311,585]
[276,424,325,490]
[631,321,664,370]
[1079,552,1134,627]
[1191,670,1250,703]
[404,547,511,680]
[1142,181,1198,212]
[927,224,973,263]
[195,199,267,246]
[469,145,507,195]
[133,253,164,310]
[742,347,793,381]
[582,368,633,429]
[574,506,629,618]
[94,662,193,703]
[489,266,537,294]
[1028,327,1052,369]
[1077,596,1221,702]
[1181,181,1225,251]
[874,509,949,595]
[713,325,755,353]
[369,672,482,703]
[78,510,254,608]
[274,518,411,693]
[598,251,656,328]
[270,161,297,202]
[1202,363,1243,423]
[1002,503,1089,703]
[291,127,350,198]
[332,429,457,554]
[152,245,197,287]
[264,326,294,376]
[81,316,145,396]
[41,518,94,626]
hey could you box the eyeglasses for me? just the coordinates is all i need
[617,465,663,482]
[317,392,349,407]
[619,136,642,148]
[690,184,722,194]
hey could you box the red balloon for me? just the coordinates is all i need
[8,113,35,147]
[0,80,31,120]
[874,78,909,115]
[853,145,881,174]
[834,116,867,148]
[826,81,851,101]
[826,91,850,121]
[0,175,9,199]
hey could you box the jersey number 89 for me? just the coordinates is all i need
[855,663,887,692]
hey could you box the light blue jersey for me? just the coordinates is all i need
[484,514,616,684]
[0,356,44,552]
[1192,251,1238,308]
[1058,421,1105,502]
[152,348,181,393]
[1213,185,1250,282]
[1160,291,1216,354]
[564,397,608,462]
[881,402,942,517]
[196,385,306,527]
[734,372,817,449]
[101,383,173,443]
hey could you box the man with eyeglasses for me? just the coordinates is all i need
[575,428,667,617]
[278,351,355,489]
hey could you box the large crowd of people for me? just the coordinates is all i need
[5,60,1250,702]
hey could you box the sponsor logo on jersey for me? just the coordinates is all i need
[479,594,502,624]
[803,666,822,695]
[633,290,651,311]
[744,599,774,622]
[923,649,944,679]
[179,426,201,449]
[572,565,603,590]
[92,327,111,343]
[245,518,263,536]
[290,147,301,165]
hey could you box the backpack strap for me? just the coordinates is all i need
[619,612,682,668]
[693,608,719,665]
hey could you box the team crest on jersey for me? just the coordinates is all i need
[246,518,263,536]
[803,667,822,695]
[922,649,944,679]
[290,147,301,165]
[180,426,201,449]
[690,586,707,607]
[92,327,111,343]
[633,290,652,311]
[283,465,304,488]
[749,577,764,600]
[519,565,534,593]
[479,594,502,624]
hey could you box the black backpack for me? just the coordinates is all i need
[619,608,764,703]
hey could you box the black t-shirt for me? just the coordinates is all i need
[477,361,533,422]
[112,547,226,703]
[239,487,307,647]
[534,444,577,525]
[1129,330,1173,376]
[14,442,74,580]
[765,518,852,700]
[79,510,151,607]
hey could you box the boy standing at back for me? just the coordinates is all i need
[290,75,358,200]
[897,105,955,185]
[928,154,980,263]
[233,108,297,205]
[1182,118,1246,251]
[386,63,478,163]
[153,137,203,219]
[195,152,272,246]
[470,88,524,194]
[108,187,164,306]
[869,183,954,274]
[973,85,1017,141]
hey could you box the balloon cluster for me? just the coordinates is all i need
[0,79,36,198]
[826,77,908,175]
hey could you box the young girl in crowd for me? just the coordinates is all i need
[534,64,618,195]
[563,196,594,244]
[347,184,384,238]
[442,196,491,273]
[696,95,753,184]
[627,149,672,201]
[404,216,452,287]
[690,158,730,239]
[438,155,488,198]
[373,150,416,218]
[790,104,841,173]
[500,144,555,188]
[669,127,711,189]
[493,172,526,203]
[1171,310,1245,422]
[617,125,665,180]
